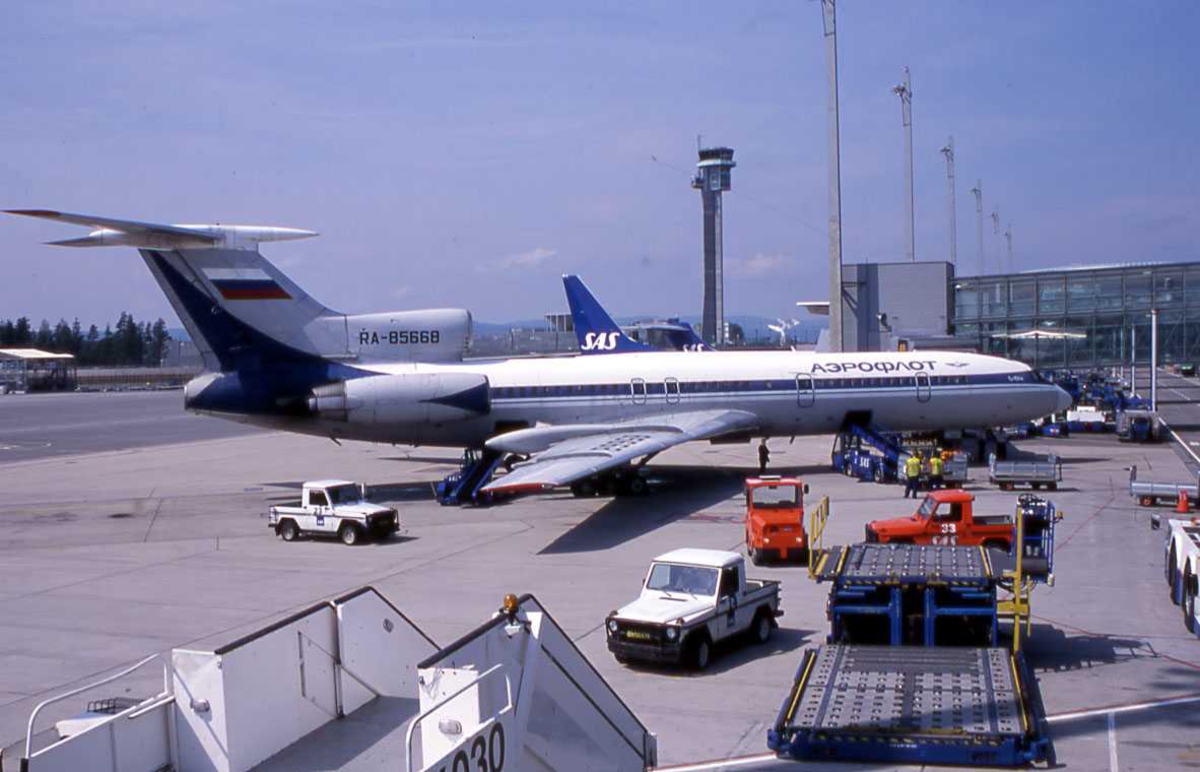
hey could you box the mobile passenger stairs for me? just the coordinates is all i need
[831,423,910,484]
[767,501,1057,767]
[435,448,506,506]
[13,588,657,772]
[832,423,1003,486]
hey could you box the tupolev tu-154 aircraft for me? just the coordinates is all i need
[4,210,1071,497]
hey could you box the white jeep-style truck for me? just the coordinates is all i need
[605,548,783,671]
[268,480,400,545]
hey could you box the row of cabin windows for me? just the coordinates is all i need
[490,375,979,399]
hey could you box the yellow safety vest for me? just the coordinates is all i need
[930,457,944,475]
[905,456,921,477]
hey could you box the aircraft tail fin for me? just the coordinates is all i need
[562,275,654,354]
[667,321,711,352]
[5,209,339,371]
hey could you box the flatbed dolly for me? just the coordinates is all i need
[1129,465,1199,508]
[769,644,1053,767]
[989,453,1061,491]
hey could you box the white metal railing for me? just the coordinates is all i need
[22,653,161,768]
[404,663,511,772]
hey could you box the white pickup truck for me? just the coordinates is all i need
[268,480,400,545]
[605,548,783,671]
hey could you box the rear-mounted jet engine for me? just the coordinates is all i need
[309,373,490,424]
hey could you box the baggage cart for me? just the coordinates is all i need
[989,454,1061,491]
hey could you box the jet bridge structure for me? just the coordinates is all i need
[16,588,656,772]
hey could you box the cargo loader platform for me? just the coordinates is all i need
[814,542,999,584]
[768,644,1054,767]
[813,543,1002,647]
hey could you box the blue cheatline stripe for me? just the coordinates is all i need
[485,374,1036,401]
[488,382,1048,404]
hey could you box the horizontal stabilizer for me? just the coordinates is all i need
[3,209,317,250]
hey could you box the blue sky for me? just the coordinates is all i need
[2,1,1198,327]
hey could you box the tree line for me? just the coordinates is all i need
[0,313,173,367]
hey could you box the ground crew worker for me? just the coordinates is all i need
[904,452,922,498]
[758,439,771,474]
[929,451,944,489]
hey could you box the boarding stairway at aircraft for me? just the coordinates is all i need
[12,588,656,772]
[832,423,910,482]
[435,449,507,506]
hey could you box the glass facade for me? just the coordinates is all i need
[950,262,1200,368]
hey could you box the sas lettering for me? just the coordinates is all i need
[582,332,620,351]
[358,329,440,346]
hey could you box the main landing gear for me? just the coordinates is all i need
[570,468,649,498]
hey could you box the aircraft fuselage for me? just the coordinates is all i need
[188,348,1069,448]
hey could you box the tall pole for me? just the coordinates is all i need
[893,68,915,262]
[1119,322,1126,381]
[1151,308,1158,412]
[1132,324,1137,395]
[991,208,1001,274]
[1004,223,1013,273]
[940,136,957,266]
[822,0,844,351]
[970,180,984,274]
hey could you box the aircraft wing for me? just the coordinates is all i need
[480,409,758,495]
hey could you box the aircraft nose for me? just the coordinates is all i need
[1054,386,1073,413]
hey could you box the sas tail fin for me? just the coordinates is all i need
[4,209,338,371]
[562,275,654,354]
[665,320,711,352]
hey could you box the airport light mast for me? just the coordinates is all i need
[970,180,984,274]
[992,207,1001,272]
[893,67,915,262]
[822,0,845,351]
[940,136,957,266]
[692,146,735,347]
[1005,223,1014,273]
[1151,307,1158,412]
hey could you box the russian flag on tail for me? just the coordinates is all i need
[204,268,292,300]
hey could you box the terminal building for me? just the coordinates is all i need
[838,259,1200,368]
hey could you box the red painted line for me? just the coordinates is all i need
[1053,491,1115,552]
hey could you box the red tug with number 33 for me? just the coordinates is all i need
[863,489,1016,551]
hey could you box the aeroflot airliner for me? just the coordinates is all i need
[5,210,1071,495]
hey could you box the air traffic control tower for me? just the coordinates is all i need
[692,146,735,346]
